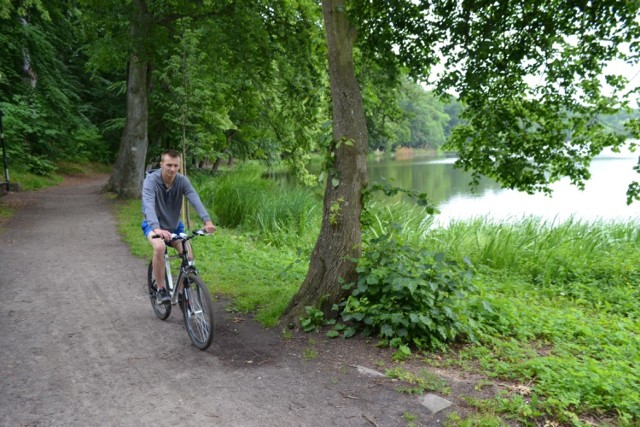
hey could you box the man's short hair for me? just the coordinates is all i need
[161,150,181,160]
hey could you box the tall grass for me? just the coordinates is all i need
[424,216,640,313]
[413,216,640,424]
[192,163,321,248]
[250,189,320,245]
[363,199,435,245]
[425,215,636,272]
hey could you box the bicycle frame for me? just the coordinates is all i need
[162,231,204,305]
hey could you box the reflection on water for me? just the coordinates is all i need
[368,146,640,224]
[368,155,501,205]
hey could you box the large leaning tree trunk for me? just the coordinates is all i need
[282,0,369,327]
[104,0,151,199]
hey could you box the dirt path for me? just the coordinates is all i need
[0,176,460,426]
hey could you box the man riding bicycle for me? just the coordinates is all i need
[142,150,216,304]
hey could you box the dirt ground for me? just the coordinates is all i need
[0,175,493,427]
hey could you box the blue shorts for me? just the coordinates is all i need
[141,220,185,237]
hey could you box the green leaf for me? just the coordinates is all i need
[380,324,394,337]
[343,327,357,338]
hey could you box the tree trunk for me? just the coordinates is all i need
[104,56,149,198]
[211,157,223,174]
[104,0,151,199]
[282,0,369,327]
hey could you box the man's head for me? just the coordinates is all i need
[160,150,181,180]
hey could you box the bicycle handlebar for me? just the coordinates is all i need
[152,229,210,240]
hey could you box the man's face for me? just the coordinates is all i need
[160,155,181,178]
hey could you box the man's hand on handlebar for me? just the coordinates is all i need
[153,228,172,241]
[203,220,217,234]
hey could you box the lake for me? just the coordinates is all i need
[367,144,640,225]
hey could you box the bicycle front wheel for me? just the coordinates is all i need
[147,261,171,320]
[181,272,214,350]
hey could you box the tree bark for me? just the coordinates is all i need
[104,56,149,198]
[282,0,369,327]
[104,0,151,198]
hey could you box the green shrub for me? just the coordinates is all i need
[26,154,58,175]
[340,229,478,350]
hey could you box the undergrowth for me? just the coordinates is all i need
[420,218,640,425]
[112,168,639,426]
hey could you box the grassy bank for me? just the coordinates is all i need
[424,218,639,425]
[112,165,638,426]
[114,197,311,326]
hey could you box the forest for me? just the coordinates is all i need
[0,0,467,176]
[1,1,637,179]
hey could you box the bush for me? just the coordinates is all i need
[26,154,57,175]
[340,229,478,350]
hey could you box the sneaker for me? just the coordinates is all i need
[156,287,171,304]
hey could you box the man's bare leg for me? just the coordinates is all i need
[148,233,167,290]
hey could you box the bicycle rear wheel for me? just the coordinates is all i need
[181,272,214,350]
[147,261,171,320]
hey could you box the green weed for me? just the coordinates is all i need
[403,411,418,427]
[386,367,450,395]
[300,306,325,332]
[445,411,508,427]
[302,338,318,360]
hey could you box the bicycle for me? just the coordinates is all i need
[147,229,215,350]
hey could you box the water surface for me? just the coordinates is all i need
[367,146,640,224]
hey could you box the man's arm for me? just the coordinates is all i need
[182,177,216,233]
[142,176,161,230]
